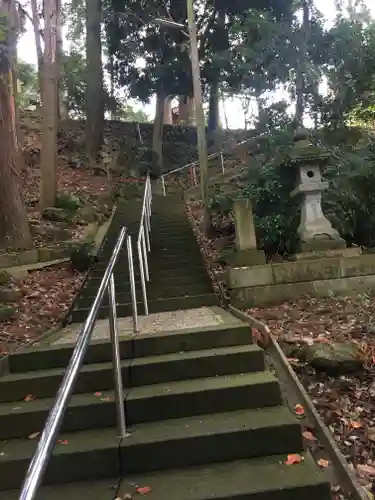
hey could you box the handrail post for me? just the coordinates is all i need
[137,237,149,315]
[108,273,127,438]
[220,150,224,173]
[127,235,139,332]
[161,176,166,196]
[141,227,149,281]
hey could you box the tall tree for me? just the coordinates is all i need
[0,0,32,249]
[40,0,59,209]
[85,0,104,166]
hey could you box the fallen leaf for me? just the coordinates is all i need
[284,454,303,465]
[100,396,112,402]
[295,404,305,418]
[94,392,102,397]
[24,395,35,402]
[317,458,329,468]
[136,486,152,495]
[350,420,363,429]
[28,432,40,440]
[57,439,68,445]
[357,464,375,477]
[302,430,317,441]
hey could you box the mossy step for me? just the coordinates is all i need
[126,371,281,424]
[9,322,252,373]
[0,345,264,438]
[87,266,209,283]
[0,404,302,478]
[70,293,218,322]
[0,389,121,439]
[0,360,131,403]
[119,407,303,474]
[78,284,214,307]
[94,252,205,271]
[0,427,120,490]
[2,478,120,500]
[83,271,211,293]
[117,453,330,500]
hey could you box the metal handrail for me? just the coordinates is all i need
[19,227,138,500]
[160,134,263,196]
[137,172,152,317]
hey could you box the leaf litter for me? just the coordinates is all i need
[187,203,375,498]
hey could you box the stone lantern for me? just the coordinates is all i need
[290,129,346,254]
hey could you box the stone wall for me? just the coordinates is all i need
[228,253,375,306]
[59,120,256,174]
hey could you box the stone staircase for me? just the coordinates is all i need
[70,195,217,323]
[0,194,332,499]
[1,310,331,499]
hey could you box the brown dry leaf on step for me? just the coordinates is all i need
[136,486,152,494]
[302,430,317,441]
[317,458,330,468]
[357,464,375,477]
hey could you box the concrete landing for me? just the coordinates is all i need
[52,307,240,345]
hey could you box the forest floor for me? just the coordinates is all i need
[0,133,111,355]
[187,199,375,500]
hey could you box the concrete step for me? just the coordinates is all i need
[0,359,131,403]
[83,271,211,294]
[117,452,331,500]
[2,478,120,500]
[1,343,261,408]
[94,251,204,271]
[8,322,254,372]
[126,371,281,424]
[86,266,210,284]
[0,427,120,490]
[119,407,303,474]
[77,284,214,308]
[70,293,218,322]
[0,345,265,438]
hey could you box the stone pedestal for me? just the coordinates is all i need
[290,129,350,259]
[230,198,266,267]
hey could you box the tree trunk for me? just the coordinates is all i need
[163,95,173,125]
[30,0,44,101]
[85,0,104,166]
[40,0,58,210]
[153,90,166,174]
[294,0,310,129]
[0,0,32,250]
[56,0,63,120]
[208,81,219,145]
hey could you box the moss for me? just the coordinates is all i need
[0,304,16,321]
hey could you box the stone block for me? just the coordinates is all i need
[294,247,361,261]
[233,198,258,252]
[313,275,375,297]
[227,249,266,267]
[227,265,273,289]
[272,258,341,285]
[0,250,38,269]
[38,247,69,262]
[230,281,314,307]
[299,238,346,253]
[340,254,375,278]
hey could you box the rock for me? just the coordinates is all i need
[0,288,22,302]
[76,206,98,224]
[307,342,364,374]
[43,207,72,223]
[0,271,11,286]
[0,304,16,321]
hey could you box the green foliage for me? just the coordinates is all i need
[69,241,96,272]
[16,61,39,109]
[210,128,375,256]
[55,194,81,213]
